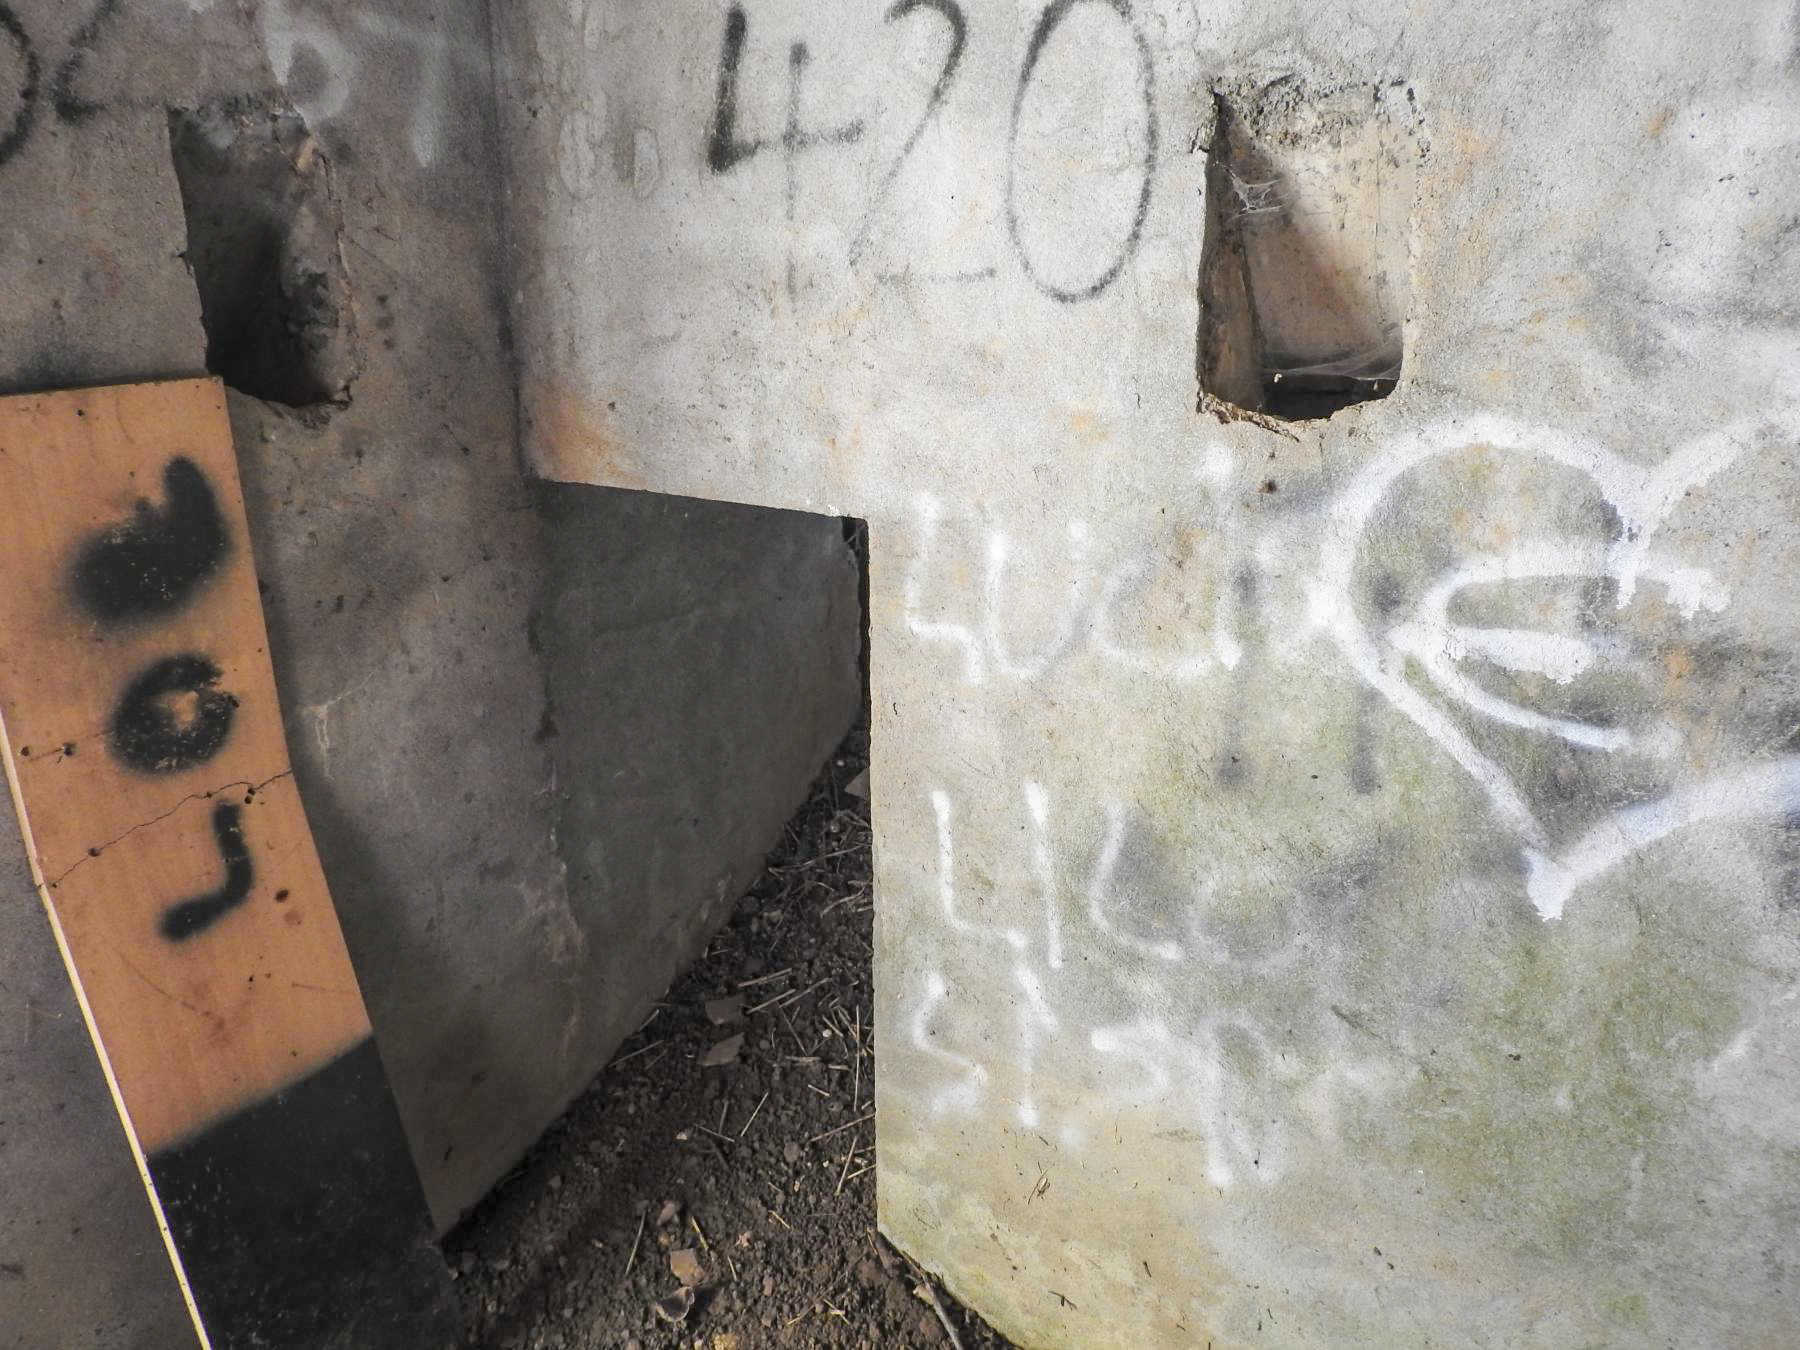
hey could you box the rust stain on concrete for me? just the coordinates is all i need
[524,377,647,490]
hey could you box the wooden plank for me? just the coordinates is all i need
[0,379,457,1348]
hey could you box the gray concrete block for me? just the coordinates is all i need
[0,0,860,1339]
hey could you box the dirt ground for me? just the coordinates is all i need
[446,725,1018,1350]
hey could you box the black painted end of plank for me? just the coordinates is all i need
[147,1039,460,1349]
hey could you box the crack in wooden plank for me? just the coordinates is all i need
[48,770,294,888]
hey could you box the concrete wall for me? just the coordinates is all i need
[0,0,858,1342]
[0,818,193,1348]
[496,1,1800,1345]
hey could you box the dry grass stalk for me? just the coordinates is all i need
[623,1208,647,1277]
[902,1253,967,1350]
[808,1110,874,1143]
[608,1038,666,1069]
[739,1090,770,1138]
[736,968,793,989]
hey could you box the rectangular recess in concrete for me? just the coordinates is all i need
[167,104,358,410]
[1199,78,1416,422]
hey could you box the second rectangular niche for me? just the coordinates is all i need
[1199,76,1418,423]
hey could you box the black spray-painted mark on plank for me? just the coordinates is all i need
[1005,0,1158,303]
[51,0,124,124]
[0,3,40,168]
[111,655,238,774]
[67,452,250,936]
[73,457,229,623]
[160,802,253,941]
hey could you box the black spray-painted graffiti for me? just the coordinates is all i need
[73,456,253,942]
[707,4,866,179]
[0,0,121,167]
[709,2,867,298]
[847,0,969,272]
[709,0,1158,303]
[73,457,229,621]
[51,0,122,124]
[110,655,237,774]
[705,5,756,173]
[1005,0,1156,303]
[0,3,39,168]
[158,803,253,941]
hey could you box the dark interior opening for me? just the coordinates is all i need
[167,103,358,409]
[1198,79,1417,423]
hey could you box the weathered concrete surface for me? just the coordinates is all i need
[498,1,1800,1345]
[0,0,857,1340]
[534,481,865,1011]
[0,810,193,1349]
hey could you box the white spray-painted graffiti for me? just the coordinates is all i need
[1311,413,1800,918]
[257,0,484,166]
[896,410,1800,1192]
[903,414,1800,921]
[903,779,1395,1187]
[903,445,1244,687]
[0,1,487,174]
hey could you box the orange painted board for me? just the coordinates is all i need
[0,379,455,1347]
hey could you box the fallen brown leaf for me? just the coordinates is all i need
[702,1033,744,1067]
[652,1287,695,1324]
[705,994,745,1026]
[670,1247,705,1286]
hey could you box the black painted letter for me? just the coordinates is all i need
[110,654,237,774]
[51,0,122,124]
[1005,0,1157,303]
[160,803,254,942]
[0,3,41,169]
[73,457,228,622]
[707,5,763,172]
